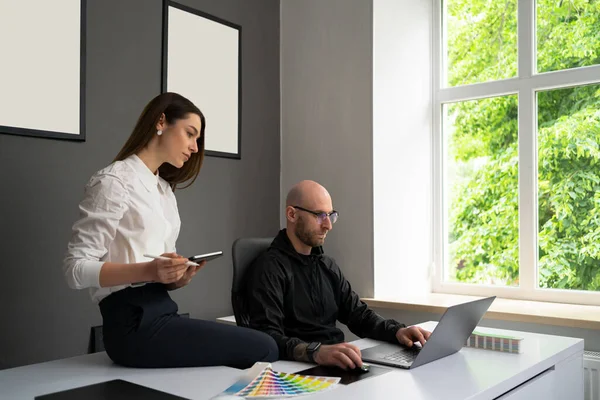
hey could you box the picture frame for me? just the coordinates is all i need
[0,0,86,141]
[162,1,242,159]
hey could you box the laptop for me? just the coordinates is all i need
[361,296,495,369]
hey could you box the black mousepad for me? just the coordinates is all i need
[35,379,188,400]
[295,364,391,385]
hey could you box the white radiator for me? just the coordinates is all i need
[585,350,600,400]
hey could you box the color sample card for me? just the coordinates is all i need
[465,330,524,354]
[214,362,340,398]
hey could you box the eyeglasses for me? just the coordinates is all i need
[292,206,339,224]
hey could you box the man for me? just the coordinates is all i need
[245,180,431,370]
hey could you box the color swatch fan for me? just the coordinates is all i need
[465,330,524,354]
[213,362,340,398]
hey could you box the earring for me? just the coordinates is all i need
[157,130,162,136]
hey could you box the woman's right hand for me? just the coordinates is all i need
[148,253,189,284]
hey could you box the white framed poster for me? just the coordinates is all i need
[162,1,241,159]
[0,0,86,141]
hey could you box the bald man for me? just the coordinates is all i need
[245,180,431,370]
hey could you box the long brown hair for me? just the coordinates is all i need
[114,92,206,190]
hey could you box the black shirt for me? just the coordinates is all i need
[245,229,405,360]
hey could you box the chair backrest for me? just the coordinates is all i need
[231,237,273,327]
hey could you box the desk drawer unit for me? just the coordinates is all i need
[496,350,583,400]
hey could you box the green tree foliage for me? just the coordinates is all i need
[446,0,600,290]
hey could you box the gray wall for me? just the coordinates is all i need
[0,0,280,369]
[280,0,374,296]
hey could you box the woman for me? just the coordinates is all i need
[64,92,278,368]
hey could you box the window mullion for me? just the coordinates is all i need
[517,0,536,294]
[518,0,534,79]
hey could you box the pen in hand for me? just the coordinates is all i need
[143,254,199,267]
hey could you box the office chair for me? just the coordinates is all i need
[231,237,273,328]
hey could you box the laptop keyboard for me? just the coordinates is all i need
[383,347,421,363]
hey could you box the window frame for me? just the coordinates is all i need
[432,0,600,306]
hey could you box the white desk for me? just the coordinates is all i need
[0,322,584,400]
[0,352,241,399]
[272,321,584,400]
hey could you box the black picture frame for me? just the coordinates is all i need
[161,0,242,159]
[0,0,86,142]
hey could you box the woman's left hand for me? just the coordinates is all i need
[163,253,207,290]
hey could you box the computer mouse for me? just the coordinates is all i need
[353,363,370,373]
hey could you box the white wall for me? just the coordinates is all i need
[373,0,433,299]
[280,0,374,295]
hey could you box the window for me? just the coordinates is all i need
[434,0,600,305]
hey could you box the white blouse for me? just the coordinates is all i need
[64,155,181,303]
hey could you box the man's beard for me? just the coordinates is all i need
[295,216,326,248]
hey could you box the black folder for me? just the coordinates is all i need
[35,379,188,400]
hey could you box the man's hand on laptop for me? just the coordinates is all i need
[396,326,431,347]
[314,343,363,370]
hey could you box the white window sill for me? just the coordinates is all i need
[362,293,600,330]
